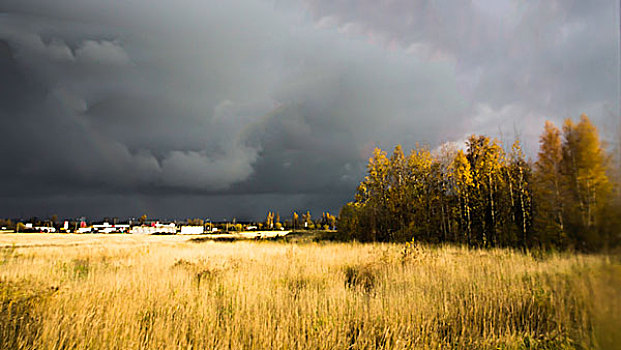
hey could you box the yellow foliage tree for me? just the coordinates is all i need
[535,121,565,246]
[561,115,611,247]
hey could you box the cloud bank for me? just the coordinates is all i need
[0,0,618,219]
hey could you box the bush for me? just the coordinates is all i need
[343,263,377,294]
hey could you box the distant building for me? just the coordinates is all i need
[77,227,92,234]
[130,223,176,235]
[92,222,130,233]
[179,226,204,235]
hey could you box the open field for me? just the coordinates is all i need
[0,232,290,248]
[0,234,619,349]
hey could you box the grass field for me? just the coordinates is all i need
[0,234,619,349]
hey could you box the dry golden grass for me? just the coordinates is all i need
[0,234,619,349]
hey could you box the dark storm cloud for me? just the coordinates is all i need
[302,0,619,149]
[0,0,618,219]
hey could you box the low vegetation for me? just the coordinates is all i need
[0,235,618,349]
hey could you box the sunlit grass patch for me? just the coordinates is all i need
[0,236,617,349]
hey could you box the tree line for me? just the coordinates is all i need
[263,211,337,231]
[338,115,620,250]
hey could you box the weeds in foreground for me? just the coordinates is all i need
[0,239,618,349]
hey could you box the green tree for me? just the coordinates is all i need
[337,203,361,240]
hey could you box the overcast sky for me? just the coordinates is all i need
[0,0,619,220]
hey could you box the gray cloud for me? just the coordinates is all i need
[303,0,619,148]
[0,0,617,219]
[75,40,130,65]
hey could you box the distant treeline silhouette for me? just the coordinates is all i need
[338,115,620,250]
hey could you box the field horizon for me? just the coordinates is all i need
[0,233,619,349]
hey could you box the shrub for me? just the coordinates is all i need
[343,263,377,294]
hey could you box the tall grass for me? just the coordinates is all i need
[0,236,618,349]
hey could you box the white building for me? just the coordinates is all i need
[34,226,56,233]
[179,226,204,235]
[92,222,130,233]
[77,227,92,234]
[130,223,176,235]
